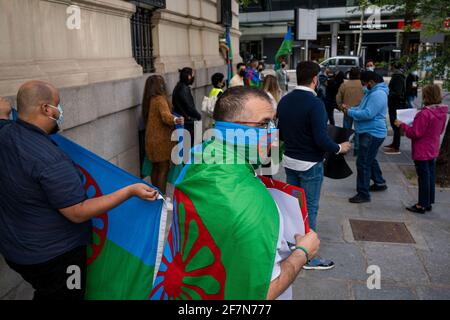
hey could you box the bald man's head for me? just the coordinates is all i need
[16,81,62,134]
[17,81,59,115]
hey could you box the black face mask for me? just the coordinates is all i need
[189,77,195,85]
[281,64,286,69]
[239,69,246,77]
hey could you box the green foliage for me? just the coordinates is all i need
[361,0,450,90]
[238,0,259,8]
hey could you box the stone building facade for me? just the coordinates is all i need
[0,0,240,299]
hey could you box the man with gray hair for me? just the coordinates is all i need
[0,80,159,300]
[155,87,320,300]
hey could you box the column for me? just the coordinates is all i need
[331,23,339,57]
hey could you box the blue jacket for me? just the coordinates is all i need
[348,82,389,139]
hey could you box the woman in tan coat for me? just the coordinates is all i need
[143,75,184,194]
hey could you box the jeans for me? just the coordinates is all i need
[285,162,324,231]
[415,159,436,208]
[6,246,87,300]
[356,133,386,199]
[407,95,416,109]
[343,114,354,130]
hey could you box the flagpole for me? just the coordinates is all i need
[305,40,309,61]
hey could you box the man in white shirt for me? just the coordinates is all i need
[277,61,350,271]
[229,62,246,88]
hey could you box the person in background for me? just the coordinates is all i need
[0,80,158,300]
[343,71,389,203]
[202,73,226,128]
[246,58,262,88]
[263,75,282,112]
[384,61,407,155]
[395,84,448,214]
[209,73,225,99]
[277,61,351,271]
[365,60,375,72]
[165,86,321,300]
[258,61,266,82]
[406,70,419,109]
[276,61,290,93]
[143,75,184,196]
[325,70,345,125]
[336,67,364,130]
[0,96,12,120]
[172,67,201,148]
[316,69,328,105]
[230,62,246,88]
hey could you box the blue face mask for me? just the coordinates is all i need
[213,121,277,165]
[363,86,370,94]
[48,103,64,127]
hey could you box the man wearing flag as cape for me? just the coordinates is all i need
[151,87,320,300]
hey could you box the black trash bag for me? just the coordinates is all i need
[324,125,354,179]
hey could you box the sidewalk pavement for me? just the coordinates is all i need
[1,112,449,300]
[277,111,450,300]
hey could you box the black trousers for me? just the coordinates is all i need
[325,101,336,126]
[6,246,87,300]
[388,106,401,149]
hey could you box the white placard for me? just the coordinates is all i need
[295,8,318,40]
[397,109,418,126]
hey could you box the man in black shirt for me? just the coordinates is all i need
[384,62,407,154]
[172,67,202,149]
[0,81,159,300]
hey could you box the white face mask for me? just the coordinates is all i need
[367,67,375,72]
[47,104,64,127]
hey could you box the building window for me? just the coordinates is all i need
[131,7,155,73]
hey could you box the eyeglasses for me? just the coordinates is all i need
[235,120,276,130]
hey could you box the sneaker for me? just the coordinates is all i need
[302,257,335,271]
[349,194,371,203]
[383,143,394,149]
[384,147,401,155]
[369,184,388,192]
[406,204,426,214]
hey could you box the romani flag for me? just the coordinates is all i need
[275,26,293,70]
[149,131,310,300]
[51,134,167,300]
[150,139,279,299]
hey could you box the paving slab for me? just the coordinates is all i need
[293,278,351,300]
[352,283,417,300]
[416,286,450,300]
[363,243,430,285]
[298,242,368,282]
[417,249,450,285]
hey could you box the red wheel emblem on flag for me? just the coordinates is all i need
[77,166,108,265]
[150,190,226,300]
